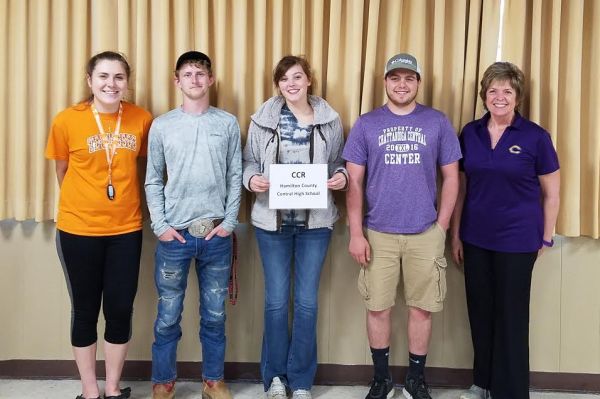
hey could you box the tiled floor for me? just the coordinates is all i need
[0,380,598,399]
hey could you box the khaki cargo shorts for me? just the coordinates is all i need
[358,223,448,312]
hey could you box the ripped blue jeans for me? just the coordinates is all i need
[151,231,232,383]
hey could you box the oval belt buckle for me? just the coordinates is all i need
[188,219,214,238]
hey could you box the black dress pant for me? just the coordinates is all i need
[463,242,538,399]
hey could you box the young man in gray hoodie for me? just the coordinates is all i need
[145,51,242,399]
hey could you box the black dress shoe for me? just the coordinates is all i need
[76,395,100,399]
[104,387,131,399]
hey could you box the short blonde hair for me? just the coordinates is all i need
[479,62,525,111]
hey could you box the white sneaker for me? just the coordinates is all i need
[266,377,287,399]
[292,389,312,399]
[459,385,488,399]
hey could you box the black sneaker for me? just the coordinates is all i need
[402,375,431,399]
[365,378,395,399]
[104,387,132,399]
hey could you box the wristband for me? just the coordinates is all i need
[542,238,554,247]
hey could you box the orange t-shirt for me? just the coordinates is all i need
[45,102,153,236]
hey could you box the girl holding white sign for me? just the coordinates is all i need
[242,55,347,399]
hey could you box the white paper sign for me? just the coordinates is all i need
[269,164,328,209]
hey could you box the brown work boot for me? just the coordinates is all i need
[152,381,175,399]
[202,379,233,399]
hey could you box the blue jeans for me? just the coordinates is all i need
[151,230,232,383]
[255,226,332,391]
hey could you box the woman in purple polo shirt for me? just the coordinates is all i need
[450,62,560,399]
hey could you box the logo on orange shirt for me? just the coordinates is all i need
[87,133,138,153]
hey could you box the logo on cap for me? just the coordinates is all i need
[391,58,414,66]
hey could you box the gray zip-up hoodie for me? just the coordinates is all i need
[242,95,347,231]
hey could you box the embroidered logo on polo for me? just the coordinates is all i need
[87,133,138,153]
[378,125,427,165]
[509,145,522,154]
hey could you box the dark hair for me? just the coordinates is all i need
[479,62,525,111]
[174,51,213,77]
[273,55,313,95]
[82,51,131,104]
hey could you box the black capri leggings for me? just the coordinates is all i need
[56,229,142,347]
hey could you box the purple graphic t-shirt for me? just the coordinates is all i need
[343,104,462,234]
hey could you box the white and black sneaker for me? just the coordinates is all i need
[459,385,490,399]
[402,375,431,399]
[365,378,395,399]
[266,376,288,399]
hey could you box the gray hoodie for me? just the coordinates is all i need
[242,95,347,231]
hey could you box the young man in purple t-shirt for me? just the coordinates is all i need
[343,53,461,399]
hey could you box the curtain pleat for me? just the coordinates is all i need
[475,0,501,117]
[132,0,150,109]
[556,2,584,236]
[0,0,8,219]
[32,0,51,219]
[8,0,29,220]
[459,0,484,129]
[92,0,117,51]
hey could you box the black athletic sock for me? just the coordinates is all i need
[408,352,427,378]
[370,347,390,382]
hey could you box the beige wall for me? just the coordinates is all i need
[1,220,599,374]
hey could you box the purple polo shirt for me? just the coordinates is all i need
[459,112,559,252]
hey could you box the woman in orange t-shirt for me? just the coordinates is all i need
[45,51,152,399]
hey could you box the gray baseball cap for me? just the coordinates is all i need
[384,53,421,78]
